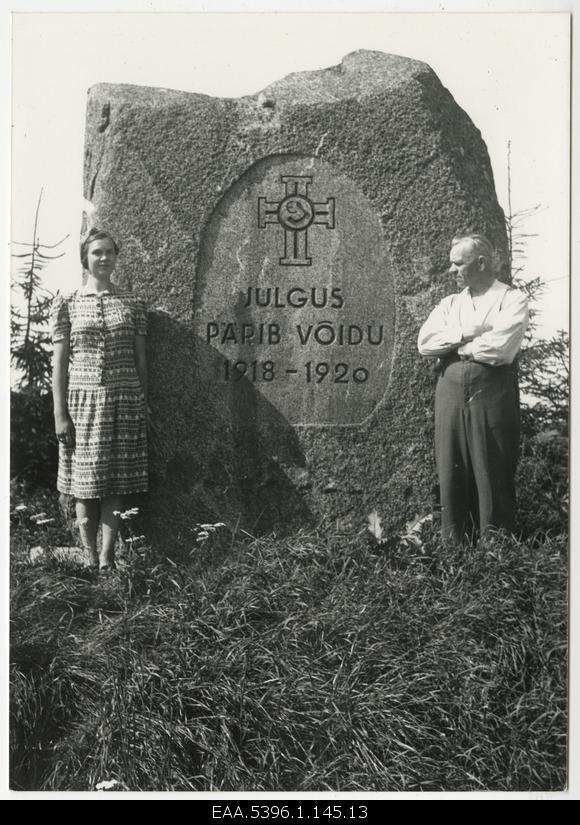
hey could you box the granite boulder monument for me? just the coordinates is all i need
[83,51,508,539]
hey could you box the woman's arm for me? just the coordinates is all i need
[134,334,148,405]
[52,337,75,445]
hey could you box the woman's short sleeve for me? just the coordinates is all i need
[51,293,71,343]
[133,298,148,336]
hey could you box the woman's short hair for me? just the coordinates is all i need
[80,228,120,268]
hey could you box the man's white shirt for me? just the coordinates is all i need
[417,279,529,366]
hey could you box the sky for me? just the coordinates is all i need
[10,8,570,338]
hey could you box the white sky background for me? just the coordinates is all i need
[11,11,570,338]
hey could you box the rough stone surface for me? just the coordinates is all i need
[83,50,508,543]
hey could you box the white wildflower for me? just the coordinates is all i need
[119,507,140,520]
[367,510,384,542]
[96,779,122,791]
[400,514,433,552]
[29,546,45,563]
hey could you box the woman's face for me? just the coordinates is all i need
[86,237,118,278]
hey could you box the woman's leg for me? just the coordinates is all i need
[76,498,100,566]
[100,495,124,568]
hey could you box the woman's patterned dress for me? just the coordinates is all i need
[51,286,148,498]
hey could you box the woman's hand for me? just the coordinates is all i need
[53,337,73,446]
[55,414,75,448]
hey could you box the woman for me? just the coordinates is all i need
[51,228,148,572]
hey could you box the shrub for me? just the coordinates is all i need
[11,391,58,488]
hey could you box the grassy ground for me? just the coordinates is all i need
[10,484,567,792]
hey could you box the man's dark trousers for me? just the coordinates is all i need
[435,355,520,543]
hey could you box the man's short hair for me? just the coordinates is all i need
[451,233,497,272]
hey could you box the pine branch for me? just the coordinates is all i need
[11,187,67,392]
[12,232,70,248]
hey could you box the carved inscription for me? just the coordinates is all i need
[195,156,395,425]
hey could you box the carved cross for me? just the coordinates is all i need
[258,175,335,266]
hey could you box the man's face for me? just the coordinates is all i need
[449,241,493,293]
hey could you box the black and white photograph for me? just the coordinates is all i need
[6,2,574,799]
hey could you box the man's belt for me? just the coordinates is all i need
[434,351,471,373]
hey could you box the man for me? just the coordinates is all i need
[418,234,529,544]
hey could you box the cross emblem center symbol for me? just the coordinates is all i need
[258,175,336,266]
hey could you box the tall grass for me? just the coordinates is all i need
[10,502,567,792]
